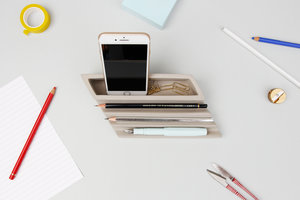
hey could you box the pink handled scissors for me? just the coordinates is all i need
[207,163,259,200]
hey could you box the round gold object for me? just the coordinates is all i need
[268,88,286,104]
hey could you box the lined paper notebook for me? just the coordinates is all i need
[0,77,83,200]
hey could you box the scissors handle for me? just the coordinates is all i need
[232,178,259,200]
[226,184,247,200]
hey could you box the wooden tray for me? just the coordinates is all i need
[82,73,221,138]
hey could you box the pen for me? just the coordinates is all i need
[124,127,207,136]
[9,87,56,180]
[96,103,208,109]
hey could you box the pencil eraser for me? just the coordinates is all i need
[122,0,177,29]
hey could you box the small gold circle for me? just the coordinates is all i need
[268,88,286,104]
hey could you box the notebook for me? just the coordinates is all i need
[0,77,83,200]
[122,0,177,29]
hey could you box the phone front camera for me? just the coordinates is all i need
[115,39,117,41]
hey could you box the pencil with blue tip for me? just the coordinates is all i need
[252,37,300,49]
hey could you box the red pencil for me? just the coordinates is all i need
[9,87,56,180]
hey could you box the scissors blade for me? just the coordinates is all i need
[212,163,234,179]
[207,169,228,187]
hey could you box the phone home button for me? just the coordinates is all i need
[123,91,131,96]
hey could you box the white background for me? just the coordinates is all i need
[1,0,300,199]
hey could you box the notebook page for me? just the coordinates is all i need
[0,77,83,200]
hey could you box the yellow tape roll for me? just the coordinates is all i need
[20,4,50,35]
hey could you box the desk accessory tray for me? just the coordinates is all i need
[82,73,221,138]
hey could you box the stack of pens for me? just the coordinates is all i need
[95,103,215,137]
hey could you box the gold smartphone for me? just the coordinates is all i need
[98,32,150,95]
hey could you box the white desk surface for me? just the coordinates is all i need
[1,0,300,199]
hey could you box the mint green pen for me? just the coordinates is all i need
[124,127,207,136]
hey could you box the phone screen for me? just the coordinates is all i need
[102,44,148,91]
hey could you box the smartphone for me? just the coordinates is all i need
[98,32,150,95]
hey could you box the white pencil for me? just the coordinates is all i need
[221,27,300,89]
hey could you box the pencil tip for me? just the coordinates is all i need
[95,104,105,107]
[106,117,116,122]
[251,37,254,40]
[51,87,56,94]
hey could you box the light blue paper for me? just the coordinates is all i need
[122,0,177,29]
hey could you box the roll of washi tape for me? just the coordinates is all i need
[268,88,286,104]
[20,4,50,35]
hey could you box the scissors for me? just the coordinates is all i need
[207,163,259,200]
